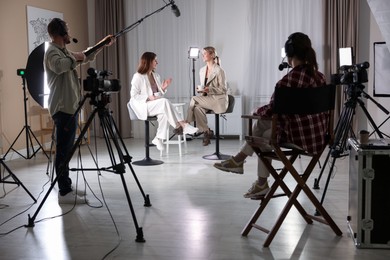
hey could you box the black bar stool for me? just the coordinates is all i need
[127,102,163,166]
[203,94,235,160]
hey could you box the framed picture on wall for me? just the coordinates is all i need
[373,42,390,97]
[26,6,63,54]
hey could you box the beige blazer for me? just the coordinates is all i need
[199,63,228,113]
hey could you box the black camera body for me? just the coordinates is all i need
[83,68,121,93]
[331,61,369,85]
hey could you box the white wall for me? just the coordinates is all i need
[0,0,89,155]
[359,0,390,136]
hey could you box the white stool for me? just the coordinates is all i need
[162,103,187,156]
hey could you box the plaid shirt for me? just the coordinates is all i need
[254,65,328,155]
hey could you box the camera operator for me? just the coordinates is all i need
[214,32,329,198]
[44,18,114,204]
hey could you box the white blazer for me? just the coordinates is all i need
[128,72,166,120]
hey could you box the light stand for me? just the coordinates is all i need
[188,47,200,97]
[3,69,48,160]
[26,92,151,243]
[188,47,200,132]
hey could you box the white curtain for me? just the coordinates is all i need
[123,0,324,117]
[242,0,324,113]
[124,0,208,104]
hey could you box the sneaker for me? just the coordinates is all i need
[214,157,244,174]
[152,137,164,151]
[58,191,88,204]
[243,180,269,198]
[183,123,198,135]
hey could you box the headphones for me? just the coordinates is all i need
[284,34,296,58]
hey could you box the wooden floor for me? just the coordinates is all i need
[1,137,390,260]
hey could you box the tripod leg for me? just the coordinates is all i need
[27,95,148,243]
[4,74,49,160]
[27,104,99,226]
[127,163,151,207]
[313,149,331,189]
[314,156,337,216]
[27,173,62,227]
[107,112,151,206]
[356,98,384,139]
[3,126,48,160]
[313,102,353,189]
[0,159,37,202]
[26,125,49,159]
[98,107,147,241]
[3,126,27,159]
[45,135,56,182]
[119,172,145,242]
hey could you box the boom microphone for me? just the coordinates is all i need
[278,62,290,71]
[170,1,181,17]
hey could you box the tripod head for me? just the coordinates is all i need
[345,83,365,101]
[332,62,369,85]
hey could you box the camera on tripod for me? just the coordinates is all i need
[331,61,369,85]
[83,67,121,93]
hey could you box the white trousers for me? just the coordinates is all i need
[147,98,183,140]
[240,119,272,178]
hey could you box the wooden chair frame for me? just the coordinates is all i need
[241,84,342,247]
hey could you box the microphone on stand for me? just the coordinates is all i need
[170,1,181,17]
[278,62,290,71]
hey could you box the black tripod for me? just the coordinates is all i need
[0,158,37,202]
[26,92,151,243]
[313,83,387,213]
[3,73,48,160]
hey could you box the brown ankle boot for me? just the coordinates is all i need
[202,129,213,146]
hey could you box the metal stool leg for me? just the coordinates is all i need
[133,119,163,166]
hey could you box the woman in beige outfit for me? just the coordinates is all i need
[186,46,228,146]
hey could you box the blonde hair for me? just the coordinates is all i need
[203,46,220,65]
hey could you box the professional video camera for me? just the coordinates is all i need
[83,67,121,93]
[331,61,369,85]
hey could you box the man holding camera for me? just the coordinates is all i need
[44,18,114,204]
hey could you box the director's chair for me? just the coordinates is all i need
[241,84,342,247]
